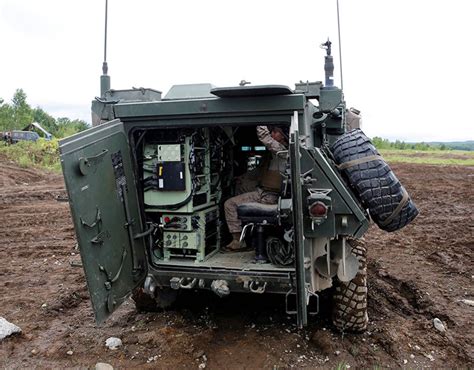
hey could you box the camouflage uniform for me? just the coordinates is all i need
[224,126,287,234]
[234,167,261,195]
[224,189,279,233]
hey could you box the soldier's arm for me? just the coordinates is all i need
[256,126,286,154]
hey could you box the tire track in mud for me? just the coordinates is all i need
[364,164,474,364]
[368,261,472,363]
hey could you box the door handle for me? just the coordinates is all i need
[78,149,109,175]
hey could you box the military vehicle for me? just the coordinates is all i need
[2,130,40,144]
[59,32,418,330]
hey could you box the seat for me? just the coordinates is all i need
[237,203,279,224]
[237,202,279,263]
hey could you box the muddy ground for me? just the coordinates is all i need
[0,159,473,369]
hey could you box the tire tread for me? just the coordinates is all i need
[330,129,418,232]
[332,240,368,332]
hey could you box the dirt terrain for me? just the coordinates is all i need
[1,158,473,369]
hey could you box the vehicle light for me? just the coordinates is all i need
[309,201,328,217]
[164,216,171,223]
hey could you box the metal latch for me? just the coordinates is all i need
[285,288,319,315]
[80,207,101,229]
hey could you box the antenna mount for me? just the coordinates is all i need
[321,38,334,87]
[320,39,332,56]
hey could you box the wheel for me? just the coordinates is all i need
[132,287,178,311]
[332,239,368,333]
[330,129,418,232]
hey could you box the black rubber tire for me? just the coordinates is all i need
[332,239,368,333]
[132,287,178,312]
[330,129,418,232]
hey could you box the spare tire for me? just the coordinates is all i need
[330,129,418,232]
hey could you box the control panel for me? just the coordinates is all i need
[142,128,225,262]
[161,206,219,262]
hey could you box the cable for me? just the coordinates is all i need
[266,237,295,266]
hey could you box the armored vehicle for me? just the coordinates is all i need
[59,41,417,331]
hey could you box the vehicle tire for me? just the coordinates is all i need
[332,239,368,333]
[132,287,178,312]
[330,129,418,232]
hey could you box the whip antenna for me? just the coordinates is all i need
[336,0,344,91]
[100,0,110,97]
[103,0,108,74]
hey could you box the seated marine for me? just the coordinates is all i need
[223,125,288,252]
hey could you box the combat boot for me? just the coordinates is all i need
[223,232,248,252]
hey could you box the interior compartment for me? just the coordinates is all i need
[131,124,294,272]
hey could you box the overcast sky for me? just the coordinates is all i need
[1,0,473,142]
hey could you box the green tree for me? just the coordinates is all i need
[11,88,33,129]
[414,142,430,151]
[55,117,89,137]
[0,89,89,137]
[33,107,58,136]
[372,136,392,149]
[394,140,408,149]
[0,99,14,131]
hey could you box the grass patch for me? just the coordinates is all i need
[0,139,61,172]
[0,140,471,172]
[379,149,474,166]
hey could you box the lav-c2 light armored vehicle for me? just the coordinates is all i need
[59,40,417,331]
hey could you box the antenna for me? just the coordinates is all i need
[336,0,344,91]
[100,0,110,97]
[103,0,108,74]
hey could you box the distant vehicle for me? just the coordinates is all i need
[2,130,40,144]
[23,122,53,140]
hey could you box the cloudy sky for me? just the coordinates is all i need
[0,0,473,142]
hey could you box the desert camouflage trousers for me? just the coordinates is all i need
[224,188,279,233]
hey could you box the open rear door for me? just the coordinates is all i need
[60,119,148,324]
[289,112,308,328]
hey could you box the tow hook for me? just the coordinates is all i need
[144,275,157,297]
[180,278,197,289]
[249,281,267,294]
[170,277,197,290]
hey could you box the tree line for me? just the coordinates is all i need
[0,89,89,138]
[373,137,474,151]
